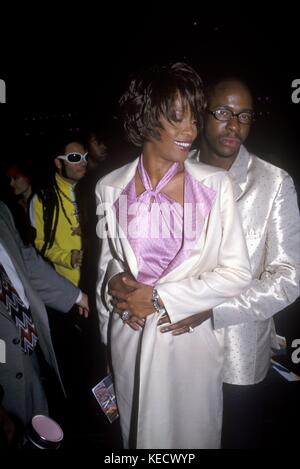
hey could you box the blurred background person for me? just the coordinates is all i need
[3,161,35,245]
[5,163,32,212]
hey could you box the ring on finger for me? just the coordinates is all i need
[121,310,130,322]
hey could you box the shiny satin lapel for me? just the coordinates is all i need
[228,145,251,201]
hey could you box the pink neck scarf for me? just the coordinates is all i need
[137,156,180,204]
[114,156,217,285]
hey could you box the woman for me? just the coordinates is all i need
[96,62,251,449]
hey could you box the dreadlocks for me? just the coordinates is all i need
[36,173,59,256]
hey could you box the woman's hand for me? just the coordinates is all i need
[159,310,212,335]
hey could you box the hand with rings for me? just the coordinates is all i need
[112,304,146,331]
[121,310,130,322]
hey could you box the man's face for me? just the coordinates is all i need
[55,142,87,183]
[203,80,253,161]
[88,136,107,169]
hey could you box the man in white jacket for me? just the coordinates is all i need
[161,78,300,447]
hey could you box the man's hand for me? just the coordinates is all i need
[109,273,146,330]
[71,249,83,268]
[113,306,146,331]
[77,293,89,318]
[108,272,135,294]
[111,278,154,319]
[159,310,213,335]
[71,226,81,236]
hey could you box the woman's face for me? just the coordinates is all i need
[9,174,31,196]
[147,98,198,164]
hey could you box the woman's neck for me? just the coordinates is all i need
[142,151,183,188]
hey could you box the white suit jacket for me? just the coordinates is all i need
[193,146,300,385]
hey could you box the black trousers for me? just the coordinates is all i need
[221,379,265,449]
[221,367,300,448]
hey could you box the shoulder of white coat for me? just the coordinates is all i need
[185,158,228,184]
[95,158,139,195]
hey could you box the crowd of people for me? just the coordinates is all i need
[0,61,299,450]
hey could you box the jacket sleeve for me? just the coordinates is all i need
[213,174,300,328]
[1,201,79,312]
[156,174,252,323]
[30,195,72,269]
[21,245,80,312]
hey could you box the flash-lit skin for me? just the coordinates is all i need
[55,142,87,184]
[136,101,198,205]
[200,80,253,170]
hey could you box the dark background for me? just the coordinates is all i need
[1,15,299,178]
[1,13,299,448]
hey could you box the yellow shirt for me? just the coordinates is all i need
[31,173,81,286]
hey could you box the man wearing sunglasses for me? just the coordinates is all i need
[30,140,87,286]
[28,137,101,440]
[159,78,300,447]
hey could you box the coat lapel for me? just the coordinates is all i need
[101,158,140,278]
[0,214,29,319]
[228,145,251,201]
[189,145,251,202]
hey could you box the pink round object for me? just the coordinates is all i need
[31,415,64,443]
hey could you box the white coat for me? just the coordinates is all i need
[96,157,251,449]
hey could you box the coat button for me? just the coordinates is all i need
[16,373,23,379]
[13,338,20,345]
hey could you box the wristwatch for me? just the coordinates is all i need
[152,288,166,315]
